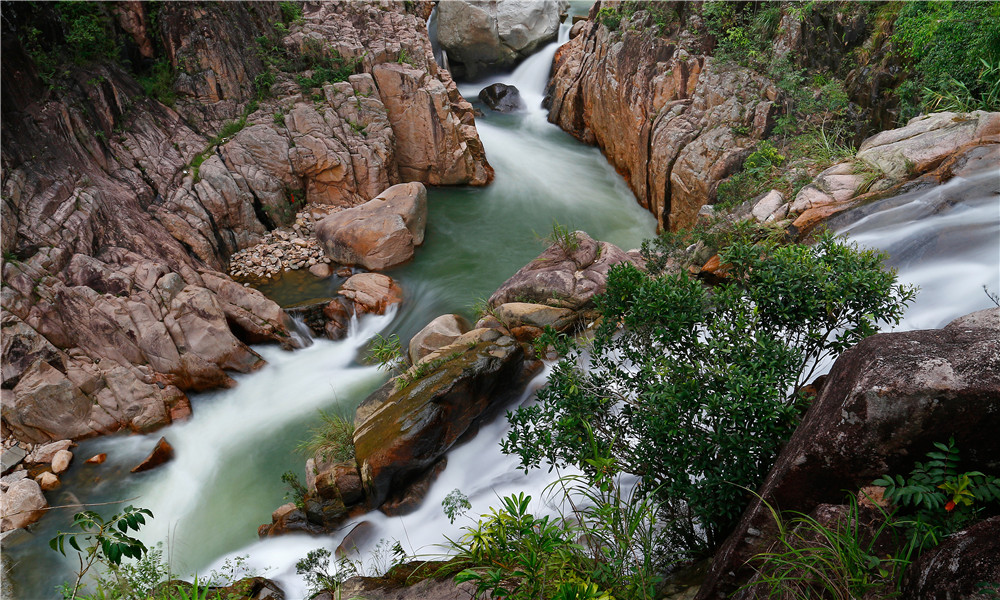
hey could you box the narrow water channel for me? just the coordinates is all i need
[3,19,659,600]
[6,19,999,600]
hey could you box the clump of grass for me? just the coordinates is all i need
[296,409,355,463]
[744,493,913,600]
[544,221,581,254]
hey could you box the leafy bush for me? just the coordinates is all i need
[50,505,153,600]
[297,409,356,463]
[448,445,670,600]
[279,1,303,25]
[892,1,1000,117]
[595,7,622,30]
[136,59,177,107]
[504,231,915,554]
[715,140,786,209]
[874,438,1000,547]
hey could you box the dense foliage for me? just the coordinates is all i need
[874,438,1000,547]
[504,230,914,554]
[892,1,1000,117]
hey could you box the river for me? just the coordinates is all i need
[5,16,999,600]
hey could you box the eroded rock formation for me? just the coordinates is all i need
[1,1,492,444]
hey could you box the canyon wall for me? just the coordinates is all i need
[1,1,492,442]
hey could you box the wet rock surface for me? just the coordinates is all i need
[131,436,176,473]
[479,83,524,113]
[2,1,492,448]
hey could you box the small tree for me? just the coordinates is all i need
[503,230,915,555]
[50,505,153,600]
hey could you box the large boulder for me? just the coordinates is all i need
[0,478,48,531]
[437,0,567,79]
[353,329,525,509]
[338,274,403,316]
[315,183,428,271]
[372,64,493,185]
[697,308,1000,599]
[488,231,639,310]
[478,83,524,113]
[900,516,1000,599]
[408,314,471,364]
[857,111,1000,180]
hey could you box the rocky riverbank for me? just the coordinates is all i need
[2,1,491,447]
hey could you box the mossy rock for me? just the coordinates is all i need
[353,333,524,508]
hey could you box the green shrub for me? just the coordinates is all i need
[50,505,153,600]
[136,59,177,107]
[892,1,1000,118]
[596,7,622,30]
[874,438,1000,548]
[448,443,670,600]
[278,1,303,25]
[504,231,915,555]
[297,409,356,463]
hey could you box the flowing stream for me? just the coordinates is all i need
[5,15,999,600]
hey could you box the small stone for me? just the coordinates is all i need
[85,453,107,465]
[131,437,174,473]
[309,263,332,278]
[35,472,60,491]
[51,450,73,474]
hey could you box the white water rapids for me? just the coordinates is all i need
[6,12,999,600]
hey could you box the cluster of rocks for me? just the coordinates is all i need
[260,231,636,537]
[228,206,334,280]
[2,0,495,462]
[0,435,176,533]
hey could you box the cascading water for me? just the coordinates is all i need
[6,8,998,599]
[832,168,1000,330]
[3,12,655,600]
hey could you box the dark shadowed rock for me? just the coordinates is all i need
[901,516,1000,600]
[478,83,524,113]
[131,437,175,473]
[698,308,1000,600]
[489,231,639,310]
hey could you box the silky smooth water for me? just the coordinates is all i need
[3,18,657,600]
[6,20,999,600]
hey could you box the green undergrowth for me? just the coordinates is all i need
[296,409,355,463]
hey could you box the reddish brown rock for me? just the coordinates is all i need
[697,309,1000,599]
[407,314,471,364]
[488,231,639,310]
[131,437,175,474]
[84,453,107,465]
[339,274,403,316]
[315,183,428,271]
